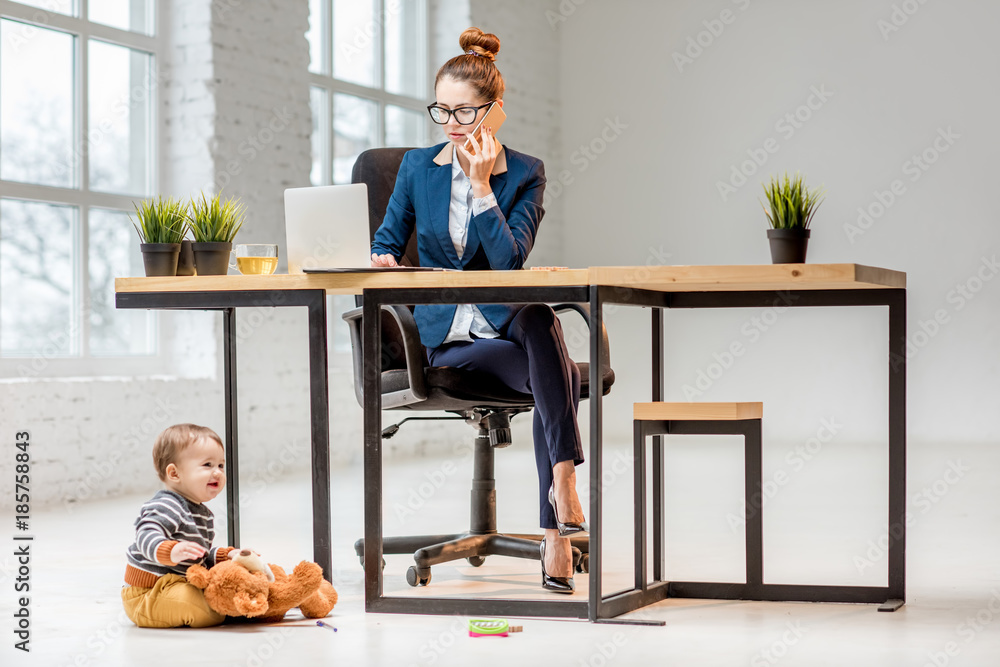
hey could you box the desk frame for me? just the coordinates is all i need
[362,286,594,619]
[362,284,906,621]
[114,268,905,619]
[589,287,906,619]
[115,289,334,580]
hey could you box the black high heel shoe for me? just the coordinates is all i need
[540,539,575,594]
[548,484,589,537]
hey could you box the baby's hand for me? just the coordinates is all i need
[170,541,206,563]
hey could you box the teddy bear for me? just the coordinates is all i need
[185,558,270,618]
[186,549,338,622]
[258,561,338,623]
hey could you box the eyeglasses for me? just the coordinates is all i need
[426,102,492,125]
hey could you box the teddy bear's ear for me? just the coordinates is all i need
[186,564,211,589]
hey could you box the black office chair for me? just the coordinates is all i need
[344,147,615,587]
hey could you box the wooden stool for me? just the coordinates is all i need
[631,402,763,602]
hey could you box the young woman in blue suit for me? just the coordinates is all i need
[371,27,586,594]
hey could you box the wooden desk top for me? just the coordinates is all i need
[115,264,904,295]
[115,269,590,295]
[589,263,904,291]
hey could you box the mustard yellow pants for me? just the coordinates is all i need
[121,574,225,628]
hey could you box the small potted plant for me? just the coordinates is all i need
[131,197,189,276]
[188,192,246,275]
[761,173,825,264]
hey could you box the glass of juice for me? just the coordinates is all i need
[232,244,278,275]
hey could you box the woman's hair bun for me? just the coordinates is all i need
[436,27,505,99]
[459,27,500,62]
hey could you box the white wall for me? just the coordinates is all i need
[0,0,323,511]
[1,0,570,511]
[557,0,1000,449]
[469,0,564,268]
[433,0,565,267]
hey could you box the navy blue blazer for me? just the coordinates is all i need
[371,141,546,348]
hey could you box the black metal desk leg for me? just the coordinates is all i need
[882,289,907,612]
[362,292,384,607]
[223,307,240,547]
[651,308,664,582]
[745,420,763,594]
[307,293,333,581]
[589,285,605,622]
[633,420,647,592]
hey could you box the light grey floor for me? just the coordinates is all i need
[6,440,1000,666]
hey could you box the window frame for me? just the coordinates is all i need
[0,0,169,378]
[308,0,434,186]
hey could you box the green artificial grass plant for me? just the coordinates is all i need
[131,197,189,244]
[188,192,246,243]
[761,173,825,229]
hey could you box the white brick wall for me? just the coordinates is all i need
[0,0,320,511]
[0,0,565,511]
[0,375,222,512]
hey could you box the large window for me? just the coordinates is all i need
[0,0,160,377]
[308,0,431,186]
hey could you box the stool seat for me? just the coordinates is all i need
[633,402,762,421]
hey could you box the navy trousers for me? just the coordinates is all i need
[426,304,583,530]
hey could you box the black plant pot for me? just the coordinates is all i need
[139,243,181,277]
[192,241,232,275]
[767,228,810,264]
[176,240,197,276]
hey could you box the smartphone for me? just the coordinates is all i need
[464,101,506,150]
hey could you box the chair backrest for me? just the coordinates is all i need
[350,147,423,374]
[345,146,614,409]
[351,147,420,267]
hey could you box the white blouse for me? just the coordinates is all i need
[442,148,501,344]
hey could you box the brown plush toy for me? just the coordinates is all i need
[186,549,338,622]
[185,558,271,618]
[256,561,339,623]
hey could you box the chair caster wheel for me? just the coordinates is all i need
[575,553,589,574]
[406,566,431,587]
[467,556,486,567]
[359,556,386,570]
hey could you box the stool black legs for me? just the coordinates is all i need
[637,419,763,600]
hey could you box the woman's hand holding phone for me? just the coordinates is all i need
[459,125,497,198]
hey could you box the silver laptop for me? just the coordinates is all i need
[284,183,445,274]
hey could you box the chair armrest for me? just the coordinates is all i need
[552,303,612,373]
[342,304,428,405]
